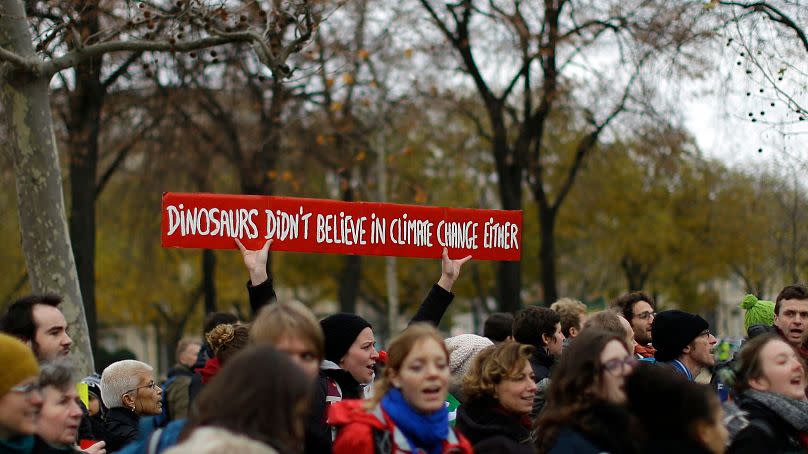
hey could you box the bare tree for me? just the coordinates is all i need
[0,0,323,374]
[417,0,709,307]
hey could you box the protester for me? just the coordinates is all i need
[99,360,162,451]
[163,339,199,422]
[199,323,249,385]
[535,329,639,454]
[163,428,278,454]
[249,301,324,379]
[456,341,536,454]
[79,374,105,441]
[652,310,717,381]
[741,294,776,339]
[483,313,514,344]
[0,294,72,361]
[187,312,239,403]
[512,306,563,416]
[329,323,472,454]
[0,333,44,453]
[611,292,656,359]
[582,309,637,352]
[627,363,728,454]
[174,345,313,454]
[249,301,327,454]
[36,360,106,454]
[237,240,471,449]
[550,298,588,341]
[769,284,808,360]
[444,334,493,423]
[727,333,808,453]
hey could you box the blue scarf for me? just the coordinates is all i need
[381,388,449,454]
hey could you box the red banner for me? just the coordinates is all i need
[161,193,522,261]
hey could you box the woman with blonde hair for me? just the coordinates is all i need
[250,301,324,379]
[329,323,473,454]
[456,341,537,454]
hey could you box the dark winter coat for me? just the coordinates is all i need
[529,347,554,416]
[103,407,140,452]
[728,394,808,454]
[455,398,533,454]
[542,402,639,454]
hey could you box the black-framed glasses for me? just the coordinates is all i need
[601,356,638,375]
[633,311,655,321]
[10,381,40,394]
[699,329,713,338]
[123,380,158,396]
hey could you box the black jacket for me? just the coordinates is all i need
[456,398,533,454]
[529,347,554,383]
[728,395,807,454]
[102,407,139,452]
[542,402,639,454]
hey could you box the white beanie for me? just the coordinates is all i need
[445,334,494,381]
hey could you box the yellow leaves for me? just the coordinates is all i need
[281,170,293,182]
[414,187,427,204]
[325,78,334,88]
[316,135,326,146]
[402,146,413,156]
[342,73,355,85]
[357,49,369,60]
[355,149,366,161]
[404,48,413,59]
[267,170,278,179]
[330,102,343,112]
[369,80,378,89]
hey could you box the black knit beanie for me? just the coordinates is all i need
[320,313,372,364]
[652,310,709,362]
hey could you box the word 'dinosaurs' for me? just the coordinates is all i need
[161,193,522,261]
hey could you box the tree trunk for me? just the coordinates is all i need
[202,249,217,314]
[1,0,93,375]
[493,139,523,313]
[538,205,558,305]
[67,54,104,359]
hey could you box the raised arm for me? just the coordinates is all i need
[235,239,277,316]
[409,248,472,326]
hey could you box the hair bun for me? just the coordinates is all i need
[207,324,236,354]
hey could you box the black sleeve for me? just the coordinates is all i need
[247,277,277,317]
[408,284,454,327]
[305,379,333,454]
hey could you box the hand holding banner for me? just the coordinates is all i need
[161,193,522,261]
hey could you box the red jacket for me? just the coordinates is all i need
[328,399,473,454]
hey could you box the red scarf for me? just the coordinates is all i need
[634,343,656,359]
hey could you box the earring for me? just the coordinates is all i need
[129,402,136,412]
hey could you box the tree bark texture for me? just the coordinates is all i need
[1,0,94,375]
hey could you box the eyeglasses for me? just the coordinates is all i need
[123,380,158,396]
[10,381,40,394]
[699,330,713,338]
[601,356,638,375]
[633,311,655,321]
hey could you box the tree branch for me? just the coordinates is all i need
[719,1,808,52]
[0,46,39,72]
[41,33,256,77]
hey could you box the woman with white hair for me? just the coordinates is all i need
[100,360,162,452]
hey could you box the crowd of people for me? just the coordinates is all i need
[2,239,808,453]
